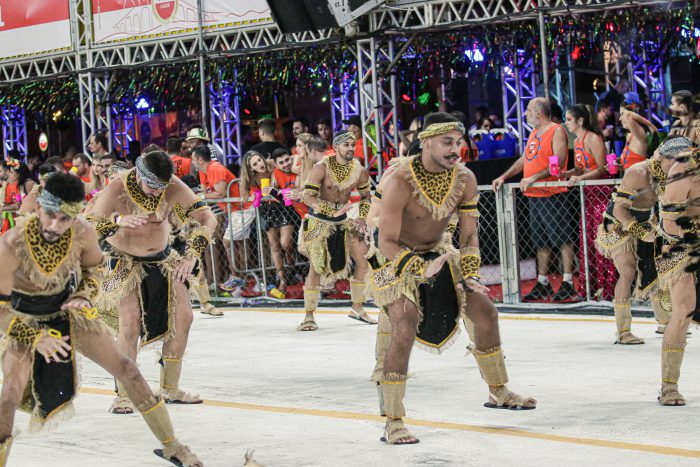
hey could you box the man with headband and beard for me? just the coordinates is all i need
[0,173,203,467]
[86,150,216,415]
[370,112,536,445]
[668,90,700,145]
[299,130,376,331]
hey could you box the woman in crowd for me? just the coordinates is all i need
[564,104,616,301]
[619,95,659,170]
[18,163,58,215]
[1,160,36,233]
[240,150,297,299]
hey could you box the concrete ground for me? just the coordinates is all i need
[5,306,700,466]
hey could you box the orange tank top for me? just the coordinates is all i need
[621,142,645,169]
[523,124,568,197]
[574,131,599,171]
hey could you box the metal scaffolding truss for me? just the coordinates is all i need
[502,54,537,147]
[372,0,668,31]
[0,106,28,158]
[210,71,242,164]
[628,38,670,126]
[549,45,576,111]
[330,72,360,132]
[357,37,399,177]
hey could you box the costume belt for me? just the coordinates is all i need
[10,283,72,317]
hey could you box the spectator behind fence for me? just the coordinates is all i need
[71,153,92,184]
[492,97,577,302]
[241,149,299,298]
[291,117,310,154]
[87,133,109,158]
[317,117,334,150]
[668,89,700,145]
[564,104,616,301]
[192,145,253,294]
[250,119,286,159]
[167,136,191,178]
[619,94,659,170]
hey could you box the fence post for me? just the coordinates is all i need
[578,183,592,301]
[495,186,513,304]
[254,205,268,293]
[505,185,523,304]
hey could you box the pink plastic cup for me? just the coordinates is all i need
[549,155,560,177]
[280,188,293,206]
[252,190,263,208]
[606,153,618,175]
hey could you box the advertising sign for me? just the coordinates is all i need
[0,1,72,59]
[92,0,272,44]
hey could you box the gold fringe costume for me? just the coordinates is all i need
[595,160,668,300]
[368,155,470,354]
[300,156,365,286]
[0,215,104,432]
[88,169,212,344]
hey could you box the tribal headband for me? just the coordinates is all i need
[38,189,83,218]
[333,130,355,147]
[417,122,466,141]
[658,136,694,159]
[135,156,169,189]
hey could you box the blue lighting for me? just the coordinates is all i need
[464,49,484,62]
[136,97,150,110]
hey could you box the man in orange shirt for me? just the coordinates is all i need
[167,137,192,178]
[192,145,251,293]
[72,153,92,183]
[317,118,334,150]
[492,97,576,301]
[343,116,374,166]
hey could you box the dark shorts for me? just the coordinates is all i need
[527,194,577,250]
[260,202,299,231]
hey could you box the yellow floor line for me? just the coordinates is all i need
[213,307,656,325]
[79,386,699,458]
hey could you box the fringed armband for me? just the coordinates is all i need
[393,250,427,279]
[446,218,458,235]
[612,187,635,206]
[460,247,481,281]
[86,214,120,238]
[661,202,685,221]
[459,195,480,218]
[174,200,210,224]
[70,265,105,304]
[186,226,212,257]
[373,189,382,201]
[303,182,320,200]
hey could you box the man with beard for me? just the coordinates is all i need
[668,90,700,145]
[596,137,692,344]
[492,97,576,302]
[299,130,376,330]
[291,117,310,155]
[0,173,202,466]
[266,148,302,298]
[372,113,535,445]
[86,150,216,415]
[184,125,224,167]
[168,137,191,178]
[71,153,92,184]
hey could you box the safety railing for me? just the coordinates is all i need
[196,177,651,312]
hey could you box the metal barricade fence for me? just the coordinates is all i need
[501,179,621,308]
[198,177,634,311]
[201,179,308,300]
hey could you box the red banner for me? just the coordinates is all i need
[0,0,72,59]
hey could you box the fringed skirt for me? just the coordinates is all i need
[301,211,352,286]
[99,246,179,347]
[368,246,464,354]
[1,285,104,433]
